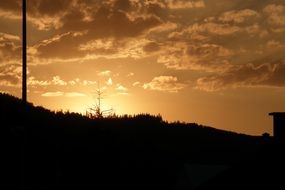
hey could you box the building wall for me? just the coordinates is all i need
[273,116,285,144]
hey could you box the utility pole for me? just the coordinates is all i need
[22,0,27,104]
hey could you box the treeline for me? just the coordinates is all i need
[1,93,265,190]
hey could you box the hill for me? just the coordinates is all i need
[1,93,270,190]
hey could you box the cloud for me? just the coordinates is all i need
[166,0,205,9]
[148,22,178,33]
[263,60,285,86]
[0,64,21,86]
[143,76,186,93]
[2,0,163,54]
[143,42,161,53]
[25,0,200,61]
[41,91,64,97]
[113,84,129,96]
[28,76,97,87]
[0,0,72,30]
[98,70,112,77]
[2,0,285,98]
[28,76,67,86]
[132,81,140,86]
[126,72,134,77]
[0,9,20,20]
[28,0,71,17]
[0,0,30,21]
[41,91,86,97]
[28,77,50,86]
[0,38,21,65]
[25,1,276,66]
[34,32,86,59]
[106,78,113,86]
[79,38,115,52]
[0,0,21,13]
[116,84,128,92]
[188,22,242,36]
[156,4,285,73]
[0,32,20,42]
[34,33,159,60]
[59,0,162,38]
[219,9,259,24]
[266,40,285,49]
[157,42,233,71]
[195,60,285,91]
[263,4,285,27]
[51,76,67,86]
[167,21,244,44]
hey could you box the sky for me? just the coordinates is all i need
[1,0,285,135]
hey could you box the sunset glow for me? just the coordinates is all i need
[1,0,285,135]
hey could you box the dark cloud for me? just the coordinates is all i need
[196,60,285,91]
[35,32,86,59]
[0,74,19,85]
[0,0,72,16]
[0,64,21,86]
[113,0,132,11]
[0,40,21,64]
[35,32,153,59]
[157,42,233,71]
[60,1,162,38]
[143,42,161,52]
[32,0,163,59]
[28,0,71,17]
[263,60,285,86]
[0,0,21,12]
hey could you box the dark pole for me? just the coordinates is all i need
[22,0,27,104]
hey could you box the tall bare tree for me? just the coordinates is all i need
[22,0,27,104]
[86,85,114,118]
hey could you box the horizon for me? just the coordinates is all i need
[1,0,285,135]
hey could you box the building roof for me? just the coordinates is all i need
[269,112,285,116]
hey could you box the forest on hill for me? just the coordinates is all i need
[1,93,271,190]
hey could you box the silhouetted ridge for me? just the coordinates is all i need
[2,93,275,190]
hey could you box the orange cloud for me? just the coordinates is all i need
[166,0,205,9]
[116,84,128,92]
[28,76,97,87]
[41,91,64,97]
[157,42,233,71]
[41,91,86,97]
[0,36,21,65]
[98,70,112,77]
[0,64,21,86]
[263,4,285,26]
[143,76,186,93]
[195,61,285,91]
[219,9,259,24]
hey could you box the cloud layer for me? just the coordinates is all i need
[1,0,285,92]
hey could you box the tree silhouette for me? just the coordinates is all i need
[22,0,27,105]
[86,86,114,118]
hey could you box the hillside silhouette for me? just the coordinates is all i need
[1,93,283,189]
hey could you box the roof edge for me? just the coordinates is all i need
[269,112,285,116]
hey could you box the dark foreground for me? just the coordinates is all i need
[1,93,284,189]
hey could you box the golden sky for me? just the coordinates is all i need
[1,0,285,135]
